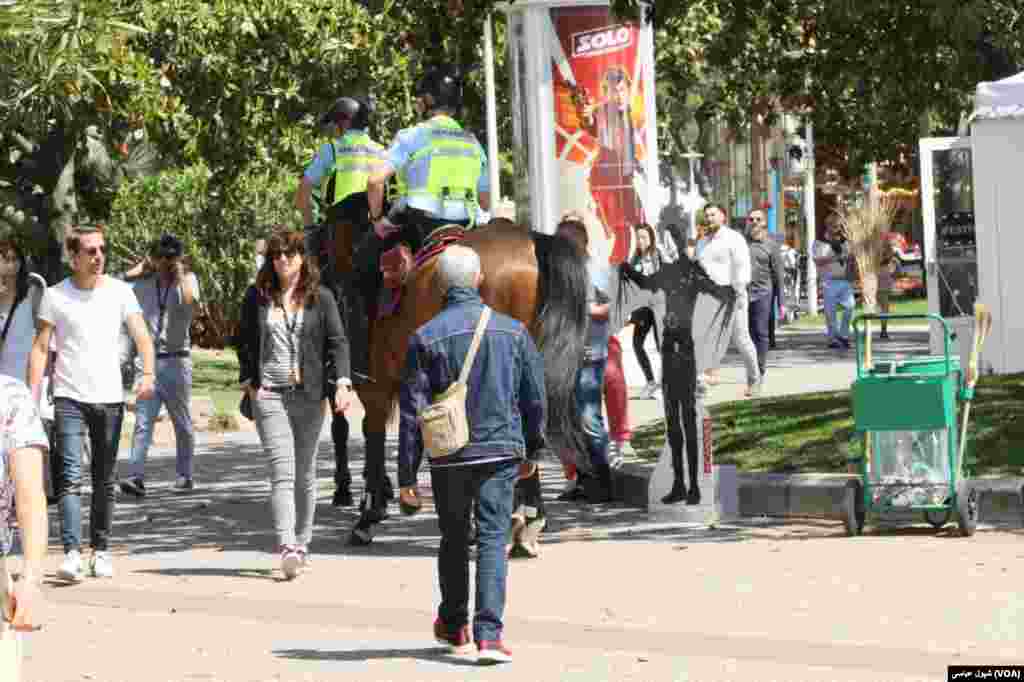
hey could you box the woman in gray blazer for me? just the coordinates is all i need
[237,229,353,579]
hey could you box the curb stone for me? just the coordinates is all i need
[612,466,1024,526]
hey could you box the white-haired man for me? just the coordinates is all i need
[397,245,547,664]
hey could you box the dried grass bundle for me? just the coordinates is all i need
[833,195,898,309]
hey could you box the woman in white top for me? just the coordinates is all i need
[0,239,45,384]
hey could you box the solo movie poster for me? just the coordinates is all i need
[549,5,650,265]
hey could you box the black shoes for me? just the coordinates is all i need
[332,488,354,507]
[661,481,702,505]
[661,480,687,505]
[120,477,146,498]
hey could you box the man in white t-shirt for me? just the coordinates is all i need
[695,203,761,396]
[28,225,155,583]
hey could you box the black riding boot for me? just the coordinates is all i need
[662,444,688,504]
[346,289,373,385]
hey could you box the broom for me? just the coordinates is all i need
[836,196,897,473]
[956,303,994,475]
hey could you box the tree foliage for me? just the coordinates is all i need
[643,0,1023,176]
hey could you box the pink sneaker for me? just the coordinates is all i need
[476,640,512,664]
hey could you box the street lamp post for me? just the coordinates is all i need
[804,122,818,316]
[681,150,705,242]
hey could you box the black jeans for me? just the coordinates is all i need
[431,460,518,643]
[53,398,125,552]
[662,334,699,490]
[630,306,656,384]
[748,295,772,377]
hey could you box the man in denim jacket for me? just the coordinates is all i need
[398,245,547,664]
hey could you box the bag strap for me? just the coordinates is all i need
[457,306,491,386]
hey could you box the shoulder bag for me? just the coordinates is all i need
[418,307,491,460]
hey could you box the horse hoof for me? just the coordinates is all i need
[349,527,374,547]
[509,542,539,559]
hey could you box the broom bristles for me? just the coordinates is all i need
[833,195,898,308]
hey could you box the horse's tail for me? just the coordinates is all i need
[531,232,589,454]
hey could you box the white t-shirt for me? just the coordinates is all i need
[0,297,35,383]
[38,276,142,404]
[696,225,751,290]
[812,240,851,282]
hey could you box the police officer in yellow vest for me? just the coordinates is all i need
[296,95,385,282]
[354,67,490,382]
[366,67,490,244]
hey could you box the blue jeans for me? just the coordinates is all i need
[576,359,611,483]
[125,357,194,480]
[823,280,856,342]
[431,460,518,643]
[53,398,125,552]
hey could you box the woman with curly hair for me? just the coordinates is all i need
[236,229,353,579]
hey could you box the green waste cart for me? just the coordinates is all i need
[846,314,978,537]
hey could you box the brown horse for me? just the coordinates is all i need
[327,194,589,544]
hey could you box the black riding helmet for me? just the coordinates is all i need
[319,96,374,130]
[415,67,461,112]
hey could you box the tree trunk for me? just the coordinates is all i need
[44,147,78,283]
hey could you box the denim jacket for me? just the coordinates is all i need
[235,285,349,401]
[397,287,547,487]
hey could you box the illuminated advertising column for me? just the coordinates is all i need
[503,0,658,265]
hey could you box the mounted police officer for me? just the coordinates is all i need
[296,95,385,289]
[352,66,491,381]
[294,95,385,507]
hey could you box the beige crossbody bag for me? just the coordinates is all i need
[418,307,491,460]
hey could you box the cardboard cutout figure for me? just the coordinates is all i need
[620,224,735,504]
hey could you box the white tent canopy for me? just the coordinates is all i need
[973,70,1024,120]
[970,69,1024,375]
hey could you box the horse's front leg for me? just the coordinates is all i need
[349,389,395,546]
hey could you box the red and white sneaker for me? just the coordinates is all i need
[476,640,512,665]
[433,618,472,655]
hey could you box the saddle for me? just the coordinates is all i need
[378,225,467,318]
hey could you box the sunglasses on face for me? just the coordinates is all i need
[268,248,301,260]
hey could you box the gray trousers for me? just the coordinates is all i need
[126,356,194,479]
[253,390,325,549]
[723,290,761,387]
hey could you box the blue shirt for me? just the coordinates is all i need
[385,117,490,222]
[584,263,612,361]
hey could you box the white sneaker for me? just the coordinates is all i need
[281,547,302,580]
[91,550,114,578]
[640,381,660,399]
[57,550,85,583]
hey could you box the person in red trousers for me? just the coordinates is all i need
[604,333,634,468]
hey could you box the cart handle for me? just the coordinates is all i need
[852,313,952,379]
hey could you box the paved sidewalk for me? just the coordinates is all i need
[23,427,1024,681]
